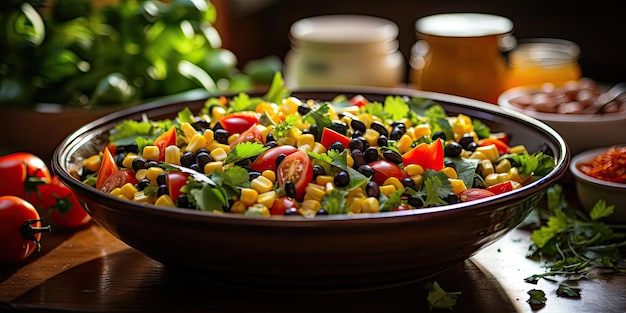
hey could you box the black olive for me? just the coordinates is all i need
[180,151,196,168]
[432,131,447,141]
[214,129,230,144]
[350,119,367,133]
[444,142,463,157]
[329,141,345,152]
[383,149,403,164]
[459,134,475,149]
[284,181,297,198]
[370,121,388,137]
[334,170,350,188]
[365,181,380,198]
[137,178,151,191]
[349,138,364,151]
[131,158,149,172]
[363,147,379,163]
[465,141,479,152]
[357,164,374,177]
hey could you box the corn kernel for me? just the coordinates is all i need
[495,159,512,173]
[475,144,499,162]
[304,184,326,201]
[204,161,223,175]
[210,147,228,162]
[405,164,424,176]
[164,145,181,165]
[121,183,139,199]
[239,188,259,206]
[155,194,175,207]
[396,134,413,153]
[260,125,274,140]
[510,180,523,190]
[469,151,488,161]
[361,197,380,213]
[109,187,122,197]
[245,204,271,217]
[508,167,523,183]
[186,134,207,152]
[206,139,221,151]
[203,129,214,143]
[281,96,301,115]
[300,199,322,213]
[509,145,527,154]
[297,134,315,149]
[133,191,149,203]
[227,133,240,145]
[250,176,273,193]
[211,105,226,120]
[325,182,335,194]
[180,122,197,140]
[485,173,509,186]
[349,197,363,214]
[413,124,431,139]
[261,170,276,183]
[143,145,160,161]
[146,167,165,182]
[298,144,311,152]
[135,169,148,181]
[346,154,354,168]
[315,175,334,186]
[230,200,247,214]
[379,184,397,197]
[383,177,403,191]
[83,154,102,172]
[280,137,296,146]
[442,167,458,179]
[311,142,326,154]
[449,179,467,194]
[479,159,495,177]
[410,174,423,186]
[363,129,379,147]
[122,154,138,168]
[256,191,277,209]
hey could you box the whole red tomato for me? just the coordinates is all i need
[0,195,51,263]
[41,176,92,229]
[0,152,52,209]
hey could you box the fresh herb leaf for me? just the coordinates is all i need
[472,119,491,139]
[589,199,615,221]
[264,72,290,105]
[384,95,410,121]
[361,101,390,120]
[504,152,556,179]
[379,188,404,212]
[273,114,298,140]
[321,189,349,215]
[420,170,451,206]
[445,157,479,191]
[526,289,547,306]
[425,281,461,312]
[325,149,369,191]
[189,183,228,212]
[230,92,259,112]
[224,142,267,164]
[556,281,581,298]
[303,102,332,138]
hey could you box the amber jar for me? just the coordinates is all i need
[411,13,514,104]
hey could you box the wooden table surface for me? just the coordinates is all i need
[1,188,625,312]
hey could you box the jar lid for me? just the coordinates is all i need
[416,13,513,37]
[290,15,399,44]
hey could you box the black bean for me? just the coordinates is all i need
[276,154,287,169]
[465,141,479,152]
[383,149,403,164]
[363,147,379,163]
[158,184,169,197]
[309,124,319,141]
[444,142,463,157]
[390,122,406,134]
[357,136,370,150]
[365,181,380,198]
[248,171,262,181]
[432,131,447,141]
[297,104,311,115]
[191,120,212,131]
[458,134,475,149]
[189,163,202,173]
[180,151,196,168]
[377,135,388,147]
[313,164,326,177]
[284,207,300,216]
[196,151,213,168]
[156,173,167,186]
[329,141,345,152]
[116,143,138,154]
[146,160,159,168]
[137,178,151,191]
[115,154,125,168]
[444,160,456,169]
[351,129,363,138]
[401,177,416,190]
[350,119,367,133]
[334,170,350,187]
[196,148,210,155]
[284,181,297,198]
[351,149,366,169]
[408,196,423,208]
[357,164,374,177]
[214,129,230,144]
[329,121,348,135]
[445,193,459,204]
[349,138,364,152]
[176,194,194,209]
[316,208,329,215]
[370,121,388,137]
[389,127,404,140]
[131,158,149,172]
[263,141,278,149]
[212,121,223,131]
[265,132,275,143]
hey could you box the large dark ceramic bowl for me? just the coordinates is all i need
[52,87,569,293]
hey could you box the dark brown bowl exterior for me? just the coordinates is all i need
[52,87,568,293]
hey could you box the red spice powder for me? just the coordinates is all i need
[577,145,626,184]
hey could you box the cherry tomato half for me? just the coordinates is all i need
[220,112,259,134]
[271,197,299,215]
[250,145,299,172]
[0,195,51,264]
[167,171,189,201]
[320,127,351,150]
[369,159,408,186]
[402,138,444,171]
[99,170,137,194]
[277,151,313,201]
[230,124,264,148]
[485,181,514,195]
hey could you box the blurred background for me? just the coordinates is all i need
[217,0,625,84]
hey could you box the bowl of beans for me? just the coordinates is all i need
[498,78,626,157]
[52,85,568,292]
[570,145,626,223]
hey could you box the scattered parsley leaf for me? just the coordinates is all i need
[224,142,267,164]
[361,101,390,120]
[504,152,555,178]
[229,92,258,112]
[189,183,228,212]
[425,281,461,312]
[589,199,615,221]
[556,281,581,298]
[303,102,332,138]
[384,95,410,121]
[379,188,404,212]
[526,289,547,306]
[321,189,349,215]
[420,170,452,206]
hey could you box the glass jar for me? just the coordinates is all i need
[503,38,582,90]
[284,15,405,88]
[410,13,515,104]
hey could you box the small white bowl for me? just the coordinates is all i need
[498,85,626,157]
[570,146,626,223]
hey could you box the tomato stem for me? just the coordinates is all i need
[20,219,52,252]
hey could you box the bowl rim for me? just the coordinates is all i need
[498,85,626,123]
[52,86,570,225]
[570,146,626,189]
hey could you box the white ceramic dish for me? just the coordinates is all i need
[570,146,626,223]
